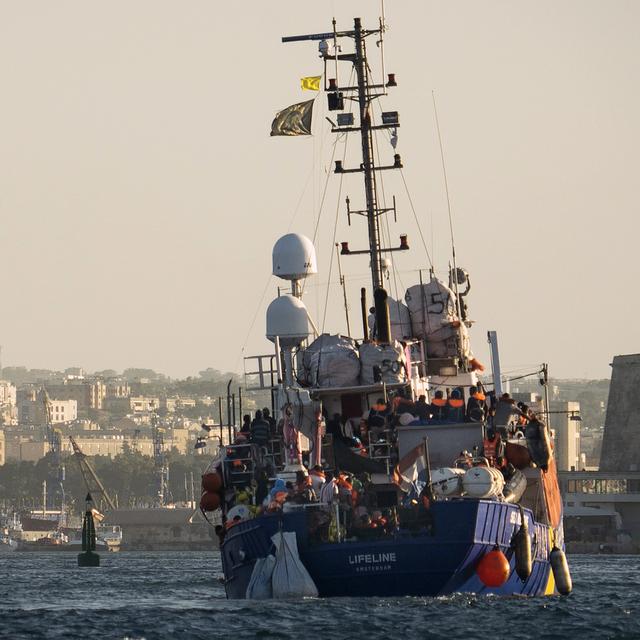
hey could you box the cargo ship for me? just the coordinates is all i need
[202,14,572,599]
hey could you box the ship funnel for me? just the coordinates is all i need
[374,288,392,344]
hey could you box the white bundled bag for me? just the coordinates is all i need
[245,555,276,600]
[302,334,360,388]
[358,341,407,385]
[271,531,318,599]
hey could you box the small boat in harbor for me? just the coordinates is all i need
[0,531,17,552]
[202,13,572,599]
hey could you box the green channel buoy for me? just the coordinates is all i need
[78,492,100,567]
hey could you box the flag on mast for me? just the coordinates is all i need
[270,99,314,136]
[300,75,321,91]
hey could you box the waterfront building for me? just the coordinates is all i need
[161,397,197,413]
[105,379,130,399]
[101,508,216,550]
[551,400,581,471]
[17,391,78,425]
[45,378,107,412]
[560,470,640,553]
[0,380,17,407]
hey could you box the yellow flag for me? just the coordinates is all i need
[301,75,321,91]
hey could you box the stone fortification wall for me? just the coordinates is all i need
[600,354,640,471]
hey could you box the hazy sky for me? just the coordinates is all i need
[0,1,638,380]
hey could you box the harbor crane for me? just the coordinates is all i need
[68,435,117,512]
[151,412,170,507]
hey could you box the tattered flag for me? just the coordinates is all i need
[392,441,427,492]
[270,99,314,136]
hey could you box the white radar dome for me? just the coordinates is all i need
[266,295,311,347]
[272,233,318,281]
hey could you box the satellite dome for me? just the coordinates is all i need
[266,295,311,347]
[272,233,317,281]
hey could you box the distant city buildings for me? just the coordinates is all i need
[3,425,203,462]
[17,389,78,425]
[0,380,17,426]
[0,365,245,468]
[0,380,17,406]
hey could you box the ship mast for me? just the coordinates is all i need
[283,17,408,309]
[353,18,383,291]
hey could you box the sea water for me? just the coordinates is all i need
[0,552,638,639]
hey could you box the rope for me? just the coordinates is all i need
[371,113,405,300]
[399,168,434,269]
[236,274,274,373]
[321,151,347,332]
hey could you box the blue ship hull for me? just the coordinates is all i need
[220,499,557,598]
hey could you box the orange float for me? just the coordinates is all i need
[476,547,510,587]
[201,471,223,493]
[200,491,221,512]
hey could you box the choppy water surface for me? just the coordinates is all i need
[0,552,638,639]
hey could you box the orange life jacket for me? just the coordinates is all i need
[472,392,486,401]
[431,398,447,407]
[448,398,465,409]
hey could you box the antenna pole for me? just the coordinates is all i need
[433,91,465,367]
[335,243,352,336]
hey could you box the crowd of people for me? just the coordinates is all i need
[219,387,545,541]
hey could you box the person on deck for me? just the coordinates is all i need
[309,465,326,493]
[327,413,350,444]
[292,470,317,504]
[319,471,339,504]
[494,393,525,435]
[429,390,448,421]
[262,407,277,437]
[392,389,413,414]
[483,427,505,467]
[367,399,389,441]
[447,388,466,422]
[240,414,252,435]
[368,398,389,427]
[414,395,430,422]
[250,410,270,447]
[466,386,487,422]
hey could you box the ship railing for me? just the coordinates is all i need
[263,438,284,470]
[222,442,260,489]
[367,429,394,475]
[243,355,278,391]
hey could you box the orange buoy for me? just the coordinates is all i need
[476,548,510,587]
[201,472,223,493]
[200,491,221,512]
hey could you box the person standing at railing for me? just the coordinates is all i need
[319,472,339,504]
[250,410,270,447]
[429,390,448,421]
